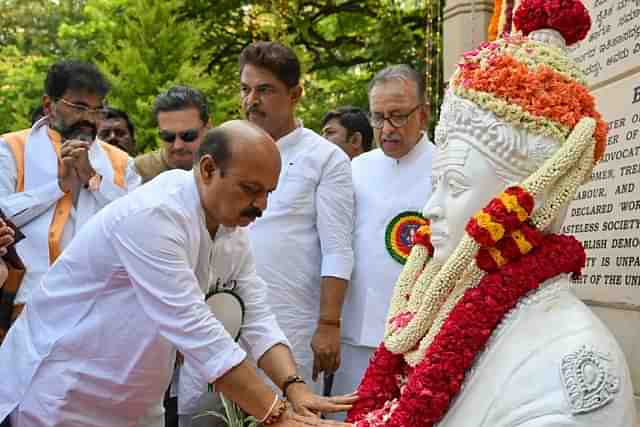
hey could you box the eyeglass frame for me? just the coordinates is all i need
[56,98,109,118]
[368,104,423,129]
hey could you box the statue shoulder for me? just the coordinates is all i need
[466,280,636,427]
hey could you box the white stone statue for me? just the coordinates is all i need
[344,1,637,426]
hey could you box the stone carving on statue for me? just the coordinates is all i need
[561,345,621,415]
[345,0,637,426]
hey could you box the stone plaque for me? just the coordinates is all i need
[563,74,640,305]
[568,0,640,88]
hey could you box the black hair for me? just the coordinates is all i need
[322,106,374,152]
[239,41,301,88]
[198,128,231,176]
[153,85,209,124]
[44,60,110,99]
[104,107,136,141]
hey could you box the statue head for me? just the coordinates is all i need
[384,0,607,362]
[422,4,606,263]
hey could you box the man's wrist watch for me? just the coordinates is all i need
[282,375,306,398]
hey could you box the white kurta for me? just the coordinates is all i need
[0,119,141,304]
[0,170,287,427]
[332,136,434,398]
[248,126,354,391]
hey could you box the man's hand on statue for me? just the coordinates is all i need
[59,142,82,193]
[286,382,357,417]
[65,140,96,185]
[311,323,342,380]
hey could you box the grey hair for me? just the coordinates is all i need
[368,64,426,104]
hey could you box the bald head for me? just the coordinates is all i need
[198,120,280,176]
[196,120,282,231]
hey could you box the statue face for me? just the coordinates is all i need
[423,139,508,263]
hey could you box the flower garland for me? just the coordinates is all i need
[513,0,591,46]
[452,53,606,161]
[348,233,586,426]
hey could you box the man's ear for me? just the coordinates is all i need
[349,132,363,148]
[350,132,364,156]
[199,155,218,182]
[42,95,53,116]
[418,104,429,129]
[290,85,303,105]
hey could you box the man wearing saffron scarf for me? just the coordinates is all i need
[0,60,141,326]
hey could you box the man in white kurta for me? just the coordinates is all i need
[240,42,354,392]
[248,126,354,390]
[331,65,434,400]
[0,166,288,426]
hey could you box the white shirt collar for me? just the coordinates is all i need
[276,120,304,151]
[389,132,431,164]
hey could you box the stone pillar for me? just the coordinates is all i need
[442,0,494,81]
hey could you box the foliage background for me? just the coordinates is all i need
[0,0,443,152]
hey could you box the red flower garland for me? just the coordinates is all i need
[347,234,585,426]
[513,0,591,46]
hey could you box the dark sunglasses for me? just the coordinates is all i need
[158,128,200,143]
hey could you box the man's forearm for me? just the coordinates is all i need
[319,276,348,323]
[258,343,299,390]
[214,358,278,419]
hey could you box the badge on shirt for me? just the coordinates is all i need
[385,211,428,264]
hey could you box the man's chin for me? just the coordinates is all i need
[237,216,257,227]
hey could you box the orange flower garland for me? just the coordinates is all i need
[455,54,607,161]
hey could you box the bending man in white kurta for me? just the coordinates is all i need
[0,121,354,427]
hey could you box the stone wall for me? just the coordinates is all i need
[443,0,640,418]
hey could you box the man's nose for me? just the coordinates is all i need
[423,185,444,220]
[246,89,260,106]
[381,119,397,135]
[254,193,268,211]
[172,136,186,150]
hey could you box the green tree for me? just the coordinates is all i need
[60,0,217,152]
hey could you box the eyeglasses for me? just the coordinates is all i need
[369,105,422,129]
[58,98,108,119]
[158,128,201,143]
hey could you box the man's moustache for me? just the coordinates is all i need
[64,122,97,142]
[240,207,262,219]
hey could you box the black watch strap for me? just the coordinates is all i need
[282,374,306,398]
